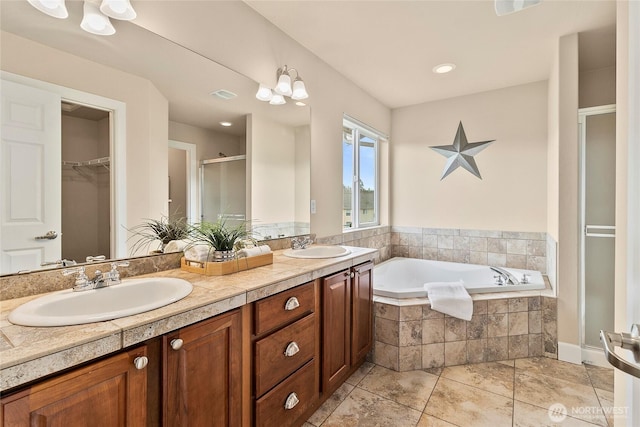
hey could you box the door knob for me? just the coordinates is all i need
[600,323,640,378]
[35,230,58,240]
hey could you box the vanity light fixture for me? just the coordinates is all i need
[27,0,68,19]
[28,0,137,36]
[81,1,115,36]
[99,0,136,20]
[256,65,309,105]
[433,63,456,74]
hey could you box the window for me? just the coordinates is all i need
[343,116,382,230]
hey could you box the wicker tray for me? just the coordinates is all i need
[180,252,273,276]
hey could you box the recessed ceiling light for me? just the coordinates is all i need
[219,121,232,127]
[295,101,306,106]
[433,63,456,74]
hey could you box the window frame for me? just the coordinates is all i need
[343,115,382,231]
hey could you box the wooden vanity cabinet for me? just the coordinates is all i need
[322,261,374,394]
[162,308,243,427]
[252,281,320,427]
[0,346,149,427]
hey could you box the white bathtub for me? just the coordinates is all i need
[374,257,546,298]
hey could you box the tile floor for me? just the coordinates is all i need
[305,358,616,427]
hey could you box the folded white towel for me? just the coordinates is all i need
[237,245,272,258]
[164,239,190,253]
[184,244,212,262]
[424,281,473,321]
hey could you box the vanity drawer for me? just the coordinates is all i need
[254,313,316,397]
[254,281,315,335]
[255,359,318,427]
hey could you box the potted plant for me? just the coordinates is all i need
[188,218,252,262]
[127,214,190,255]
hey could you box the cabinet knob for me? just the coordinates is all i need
[284,392,300,410]
[350,272,355,278]
[284,297,300,311]
[170,338,184,350]
[133,356,148,370]
[284,341,300,357]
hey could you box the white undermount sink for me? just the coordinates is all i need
[8,277,193,327]
[283,245,351,259]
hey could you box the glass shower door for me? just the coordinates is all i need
[200,156,246,228]
[580,108,616,350]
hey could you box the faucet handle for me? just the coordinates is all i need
[63,266,91,291]
[111,261,130,269]
[108,261,129,284]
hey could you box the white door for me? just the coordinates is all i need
[0,79,61,274]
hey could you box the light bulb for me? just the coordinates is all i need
[269,94,286,105]
[255,84,273,102]
[81,1,115,35]
[100,0,136,20]
[27,0,68,18]
[291,78,309,100]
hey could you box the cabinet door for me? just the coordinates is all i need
[352,261,374,364]
[163,309,242,427]
[1,346,148,427]
[322,269,351,393]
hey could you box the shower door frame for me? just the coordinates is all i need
[200,155,247,223]
[578,104,616,366]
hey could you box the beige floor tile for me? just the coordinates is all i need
[424,377,513,427]
[358,365,438,411]
[440,362,514,398]
[307,382,354,426]
[585,364,614,393]
[416,414,458,427]
[345,361,375,386]
[322,387,422,427]
[594,388,615,427]
[514,372,607,426]
[513,400,605,427]
[515,357,591,387]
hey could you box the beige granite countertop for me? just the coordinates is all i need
[0,246,377,391]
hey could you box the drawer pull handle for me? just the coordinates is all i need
[284,297,300,311]
[133,356,148,370]
[284,341,300,357]
[284,392,299,410]
[170,339,184,350]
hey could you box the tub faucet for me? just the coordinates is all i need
[490,266,520,285]
[291,236,314,249]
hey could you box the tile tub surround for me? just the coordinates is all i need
[390,227,549,274]
[372,295,558,371]
[0,246,377,391]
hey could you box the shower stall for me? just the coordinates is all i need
[200,155,246,228]
[579,104,616,363]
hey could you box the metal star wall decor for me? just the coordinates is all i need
[430,121,495,180]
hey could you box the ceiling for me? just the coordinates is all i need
[246,0,617,108]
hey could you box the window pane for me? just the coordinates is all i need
[358,133,376,225]
[343,127,354,229]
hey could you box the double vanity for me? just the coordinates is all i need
[0,246,376,427]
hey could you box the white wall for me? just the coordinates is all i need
[579,66,616,108]
[391,81,548,232]
[295,125,311,225]
[248,114,296,226]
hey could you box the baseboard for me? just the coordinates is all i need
[580,346,609,368]
[558,341,582,364]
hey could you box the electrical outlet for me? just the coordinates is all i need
[310,200,316,214]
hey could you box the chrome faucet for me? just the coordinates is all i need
[63,261,129,292]
[490,266,520,285]
[291,235,314,249]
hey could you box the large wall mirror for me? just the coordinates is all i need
[0,1,310,276]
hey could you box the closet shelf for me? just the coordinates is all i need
[62,157,110,168]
